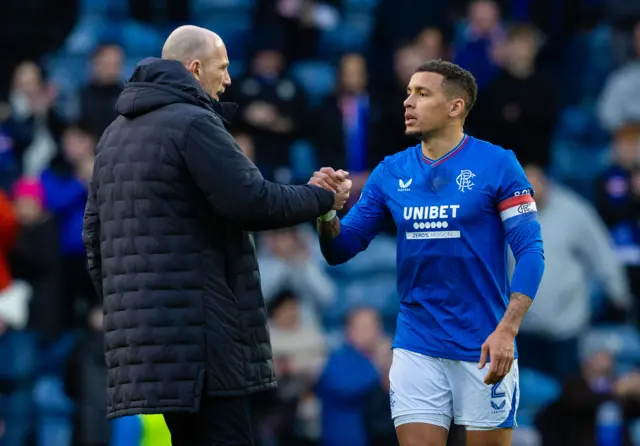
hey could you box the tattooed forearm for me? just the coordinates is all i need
[317,216,341,241]
[497,292,533,336]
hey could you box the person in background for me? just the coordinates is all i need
[414,27,449,62]
[597,20,640,133]
[259,225,336,328]
[65,306,109,446]
[453,0,505,89]
[515,164,631,382]
[41,121,96,330]
[256,289,326,445]
[78,43,124,139]
[536,349,640,446]
[469,24,558,167]
[316,307,387,446]
[225,42,308,175]
[311,53,370,172]
[370,43,423,164]
[8,61,66,178]
[596,124,640,323]
[254,0,341,62]
[9,177,62,344]
[363,338,398,446]
[0,189,35,446]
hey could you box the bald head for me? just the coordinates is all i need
[162,25,221,63]
[162,25,231,100]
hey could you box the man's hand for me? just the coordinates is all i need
[478,327,515,385]
[333,178,352,210]
[308,167,349,192]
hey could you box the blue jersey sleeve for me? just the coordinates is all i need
[496,151,544,299]
[320,164,390,265]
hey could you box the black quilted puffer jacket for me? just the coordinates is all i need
[82,57,334,420]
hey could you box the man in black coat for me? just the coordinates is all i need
[82,25,351,445]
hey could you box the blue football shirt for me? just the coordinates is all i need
[333,135,538,362]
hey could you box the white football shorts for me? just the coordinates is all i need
[389,348,519,431]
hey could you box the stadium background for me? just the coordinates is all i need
[1,0,640,444]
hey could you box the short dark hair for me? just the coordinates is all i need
[415,60,478,117]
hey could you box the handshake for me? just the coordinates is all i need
[308,167,353,211]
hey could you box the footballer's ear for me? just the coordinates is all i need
[449,98,465,119]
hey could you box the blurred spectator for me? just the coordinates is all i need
[259,225,335,328]
[78,43,124,140]
[536,349,640,446]
[363,338,398,446]
[370,0,450,88]
[469,24,558,167]
[596,124,640,322]
[515,165,631,382]
[453,0,505,89]
[8,61,66,178]
[256,289,327,445]
[226,44,308,174]
[65,306,109,446]
[311,53,370,172]
[255,0,341,62]
[8,177,62,344]
[268,289,327,377]
[370,44,422,163]
[0,189,35,446]
[316,307,387,446]
[598,19,640,134]
[414,27,449,62]
[41,122,96,329]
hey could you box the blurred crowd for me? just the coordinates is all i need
[2,0,640,445]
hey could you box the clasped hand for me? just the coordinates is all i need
[308,167,353,211]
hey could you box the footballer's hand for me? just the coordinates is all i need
[333,179,352,210]
[478,328,515,385]
[308,167,349,192]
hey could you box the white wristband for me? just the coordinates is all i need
[318,210,336,222]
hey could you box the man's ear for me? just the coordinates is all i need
[449,98,465,118]
[187,60,201,80]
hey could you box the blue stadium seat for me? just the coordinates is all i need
[192,15,251,60]
[518,368,561,427]
[123,57,142,80]
[190,0,255,16]
[228,60,244,78]
[344,0,381,11]
[80,0,128,18]
[319,13,373,56]
[121,20,165,58]
[325,234,397,279]
[289,61,336,105]
[322,274,398,330]
[47,54,90,91]
[580,325,640,367]
[61,15,112,56]
[289,140,318,181]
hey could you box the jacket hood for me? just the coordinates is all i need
[116,57,237,123]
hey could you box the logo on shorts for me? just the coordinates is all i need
[490,381,506,412]
[389,388,396,409]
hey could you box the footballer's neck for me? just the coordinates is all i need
[420,125,465,161]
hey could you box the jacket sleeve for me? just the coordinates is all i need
[82,172,103,302]
[181,115,335,231]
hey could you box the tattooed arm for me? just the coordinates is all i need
[497,292,533,337]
